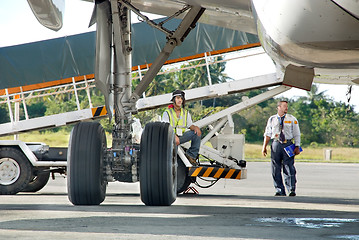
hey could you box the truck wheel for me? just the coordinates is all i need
[67,122,107,205]
[177,157,193,194]
[0,147,32,195]
[22,167,50,192]
[140,122,177,206]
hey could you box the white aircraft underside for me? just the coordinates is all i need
[28,0,359,85]
[129,0,359,85]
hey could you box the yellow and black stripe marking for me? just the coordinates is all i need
[92,106,107,118]
[188,166,243,180]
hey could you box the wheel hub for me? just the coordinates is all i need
[0,158,20,185]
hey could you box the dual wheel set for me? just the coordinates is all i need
[67,121,190,206]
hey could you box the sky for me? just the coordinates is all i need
[1,0,358,111]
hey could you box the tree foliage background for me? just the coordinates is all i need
[2,57,358,147]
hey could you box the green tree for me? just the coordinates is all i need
[306,84,327,103]
[235,99,276,143]
[0,106,9,124]
[27,102,46,118]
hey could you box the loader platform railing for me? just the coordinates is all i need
[0,46,278,137]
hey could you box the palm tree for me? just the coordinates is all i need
[171,56,231,90]
[306,84,327,103]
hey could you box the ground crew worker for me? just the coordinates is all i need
[262,100,301,196]
[162,90,201,165]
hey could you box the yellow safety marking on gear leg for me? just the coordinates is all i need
[213,168,224,178]
[203,167,214,177]
[92,106,107,117]
[284,121,291,123]
[225,169,235,178]
[235,171,242,179]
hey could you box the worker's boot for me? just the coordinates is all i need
[185,154,198,166]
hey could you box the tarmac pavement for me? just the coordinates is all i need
[0,162,358,240]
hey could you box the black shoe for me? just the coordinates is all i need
[275,192,286,196]
[289,191,296,197]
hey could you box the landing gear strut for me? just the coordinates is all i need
[67,0,204,206]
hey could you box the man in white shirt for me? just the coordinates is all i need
[262,100,301,196]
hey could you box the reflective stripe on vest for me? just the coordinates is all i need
[165,108,188,134]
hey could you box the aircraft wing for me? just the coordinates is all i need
[130,0,257,34]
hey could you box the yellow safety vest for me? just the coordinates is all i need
[165,108,188,136]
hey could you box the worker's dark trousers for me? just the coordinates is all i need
[271,140,297,194]
[179,130,201,159]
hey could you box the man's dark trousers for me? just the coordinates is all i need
[271,140,297,195]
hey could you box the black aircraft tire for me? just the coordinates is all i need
[67,122,107,205]
[177,157,193,194]
[22,167,50,192]
[140,122,177,206]
[0,147,32,195]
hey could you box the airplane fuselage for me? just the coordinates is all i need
[251,0,359,70]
